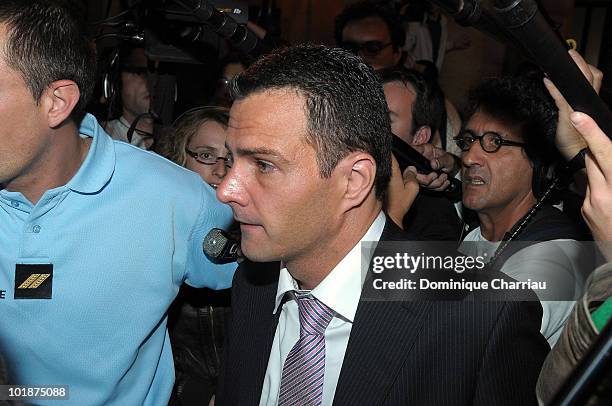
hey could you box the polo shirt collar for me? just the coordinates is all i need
[66,113,116,194]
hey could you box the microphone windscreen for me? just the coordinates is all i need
[203,228,229,258]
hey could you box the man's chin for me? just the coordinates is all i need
[462,196,487,212]
[241,244,279,263]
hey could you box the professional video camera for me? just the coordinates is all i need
[93,0,273,132]
[94,0,612,162]
[94,0,259,65]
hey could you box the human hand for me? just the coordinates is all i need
[411,143,458,191]
[386,157,420,228]
[570,112,612,260]
[543,50,603,161]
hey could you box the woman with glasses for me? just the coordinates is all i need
[155,106,233,406]
[157,106,231,189]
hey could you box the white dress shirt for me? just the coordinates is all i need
[258,211,386,406]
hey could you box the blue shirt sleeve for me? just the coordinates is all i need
[185,182,237,289]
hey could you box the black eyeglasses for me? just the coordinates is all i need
[185,148,232,167]
[340,41,392,57]
[454,129,526,153]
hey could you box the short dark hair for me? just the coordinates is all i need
[0,0,97,123]
[334,1,406,51]
[379,67,445,137]
[230,44,392,200]
[462,76,561,197]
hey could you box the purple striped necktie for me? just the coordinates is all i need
[277,292,334,406]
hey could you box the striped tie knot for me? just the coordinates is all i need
[294,293,334,336]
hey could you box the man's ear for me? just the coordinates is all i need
[411,125,431,146]
[43,80,80,128]
[336,151,376,212]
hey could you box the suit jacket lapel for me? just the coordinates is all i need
[235,261,282,403]
[333,218,432,405]
[333,300,430,405]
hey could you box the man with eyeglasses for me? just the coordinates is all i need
[335,1,405,70]
[457,75,588,347]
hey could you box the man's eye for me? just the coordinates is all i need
[255,160,274,173]
[225,153,234,167]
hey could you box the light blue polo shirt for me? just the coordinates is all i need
[0,114,235,405]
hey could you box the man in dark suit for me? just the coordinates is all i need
[216,44,549,405]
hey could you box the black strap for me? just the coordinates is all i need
[487,205,580,271]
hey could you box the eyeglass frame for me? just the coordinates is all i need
[453,129,527,153]
[340,40,393,57]
[185,148,232,167]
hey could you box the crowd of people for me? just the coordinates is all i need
[0,1,610,405]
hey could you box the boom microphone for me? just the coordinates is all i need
[492,0,612,137]
[203,228,240,263]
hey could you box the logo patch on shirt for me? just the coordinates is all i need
[14,264,53,299]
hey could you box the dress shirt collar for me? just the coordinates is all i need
[274,211,386,322]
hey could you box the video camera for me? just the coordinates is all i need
[94,0,257,65]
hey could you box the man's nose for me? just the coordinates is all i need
[462,140,485,168]
[216,166,247,207]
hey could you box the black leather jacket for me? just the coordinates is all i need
[168,286,231,405]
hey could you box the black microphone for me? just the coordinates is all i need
[392,134,462,202]
[203,228,240,263]
[492,0,612,137]
[430,0,515,45]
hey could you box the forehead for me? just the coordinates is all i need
[227,88,310,152]
[342,16,391,42]
[0,23,9,64]
[466,111,523,141]
[122,48,147,69]
[383,81,416,106]
[0,23,27,87]
[222,62,246,79]
[190,120,227,146]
